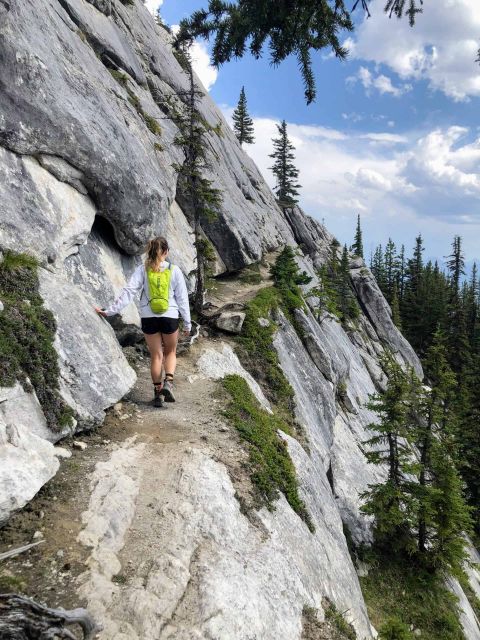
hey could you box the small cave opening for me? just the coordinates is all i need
[90,215,127,255]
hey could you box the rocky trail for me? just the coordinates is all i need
[0,333,258,638]
[0,273,307,639]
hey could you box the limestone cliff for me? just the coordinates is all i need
[2,1,478,638]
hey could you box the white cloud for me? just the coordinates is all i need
[190,40,218,91]
[361,132,408,144]
[144,0,163,15]
[347,66,412,97]
[170,25,218,91]
[222,109,480,258]
[353,168,393,191]
[350,0,480,101]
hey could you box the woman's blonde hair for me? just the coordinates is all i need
[145,236,169,272]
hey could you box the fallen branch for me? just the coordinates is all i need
[0,595,99,639]
[0,540,45,562]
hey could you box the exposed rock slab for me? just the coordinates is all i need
[196,342,271,412]
[0,148,95,264]
[0,417,60,525]
[350,267,423,377]
[39,267,136,426]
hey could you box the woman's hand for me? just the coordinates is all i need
[183,328,191,338]
[94,307,108,317]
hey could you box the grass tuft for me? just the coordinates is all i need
[236,287,295,423]
[359,550,464,640]
[222,374,313,531]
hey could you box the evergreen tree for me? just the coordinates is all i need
[317,240,341,317]
[338,245,360,322]
[384,238,398,304]
[371,245,387,294]
[168,45,222,313]
[416,332,471,571]
[462,352,480,532]
[177,0,425,104]
[361,356,419,553]
[391,281,402,329]
[445,236,470,378]
[401,235,426,354]
[269,120,301,208]
[466,262,478,344]
[270,246,312,317]
[397,244,406,303]
[352,214,364,258]
[232,86,255,145]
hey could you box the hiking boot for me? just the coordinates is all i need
[153,385,163,408]
[161,379,175,402]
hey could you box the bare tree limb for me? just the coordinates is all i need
[0,540,45,562]
[0,595,100,640]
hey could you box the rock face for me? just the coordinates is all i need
[1,0,476,638]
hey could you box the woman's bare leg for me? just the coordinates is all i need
[162,330,179,378]
[144,332,163,384]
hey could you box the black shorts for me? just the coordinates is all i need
[141,317,179,335]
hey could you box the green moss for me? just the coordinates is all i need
[458,570,480,621]
[302,601,357,640]
[222,374,313,531]
[377,618,414,640]
[0,251,74,431]
[143,113,161,135]
[127,92,141,111]
[154,142,164,152]
[359,551,464,640]
[0,572,26,593]
[324,599,357,640]
[125,85,162,137]
[108,68,129,87]
[236,287,295,421]
[112,574,127,584]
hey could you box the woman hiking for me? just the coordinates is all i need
[95,236,191,407]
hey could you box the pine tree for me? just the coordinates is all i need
[416,332,471,571]
[177,1,424,104]
[316,240,341,318]
[352,214,364,258]
[445,236,470,378]
[401,235,426,354]
[269,120,301,208]
[232,86,255,145]
[361,356,419,552]
[466,263,478,344]
[168,45,222,314]
[391,280,402,329]
[397,244,406,303]
[371,245,387,294]
[384,238,397,304]
[338,245,359,322]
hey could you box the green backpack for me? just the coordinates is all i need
[146,263,173,314]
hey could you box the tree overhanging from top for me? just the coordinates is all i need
[175,1,426,104]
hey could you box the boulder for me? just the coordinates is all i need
[0,419,59,525]
[214,311,246,334]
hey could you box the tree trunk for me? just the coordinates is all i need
[0,594,98,639]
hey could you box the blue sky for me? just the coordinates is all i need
[150,0,480,268]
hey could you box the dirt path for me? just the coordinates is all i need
[0,332,256,635]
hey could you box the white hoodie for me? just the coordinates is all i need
[104,262,192,331]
